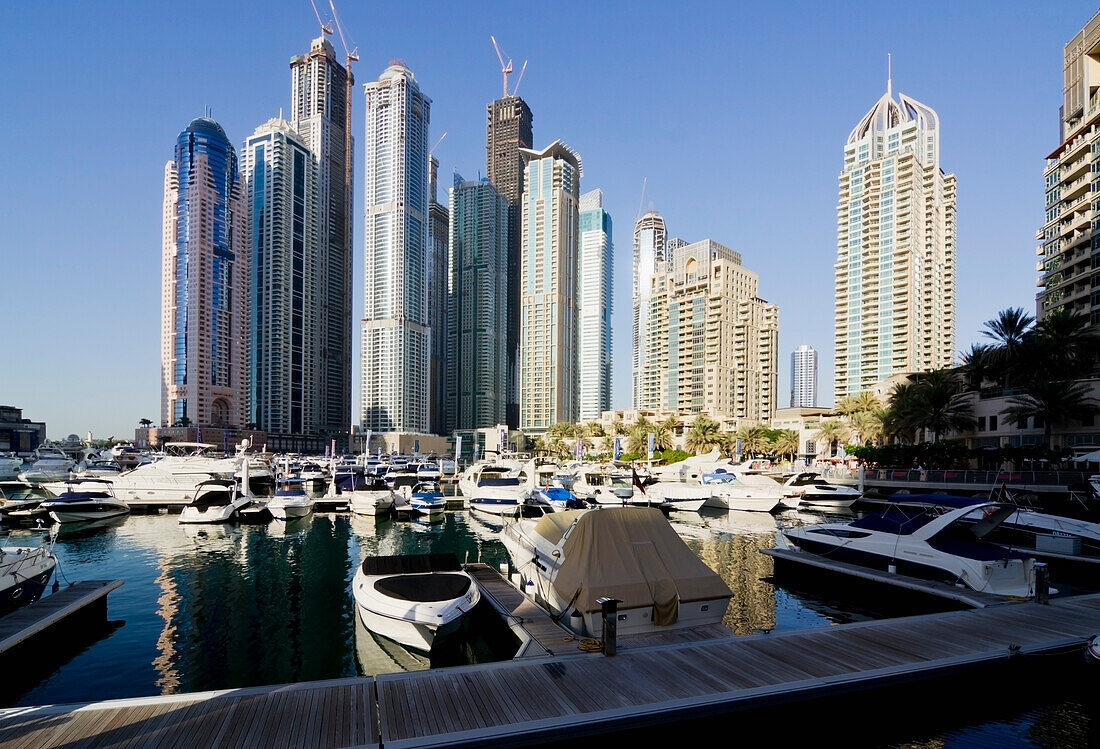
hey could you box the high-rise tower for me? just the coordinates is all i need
[446,175,509,433]
[790,344,818,408]
[242,118,318,434]
[519,141,581,433]
[578,189,612,422]
[428,156,449,435]
[160,117,247,429]
[486,95,533,428]
[361,63,431,434]
[835,79,956,401]
[633,209,666,410]
[290,36,353,438]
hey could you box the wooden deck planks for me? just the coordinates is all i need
[0,579,124,655]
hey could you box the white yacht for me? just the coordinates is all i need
[19,446,75,484]
[0,543,58,616]
[178,479,252,524]
[782,472,862,508]
[39,478,130,524]
[0,454,23,481]
[266,477,315,521]
[699,471,785,513]
[347,475,395,517]
[460,460,533,518]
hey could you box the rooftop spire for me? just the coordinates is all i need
[887,53,892,98]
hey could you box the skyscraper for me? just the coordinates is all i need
[1039,12,1100,326]
[446,175,509,432]
[642,239,778,420]
[835,79,956,402]
[160,117,247,429]
[428,156,449,435]
[519,141,581,433]
[790,344,818,408]
[486,95,533,428]
[632,209,666,410]
[241,118,318,434]
[290,36,353,438]
[578,189,612,421]
[361,63,431,434]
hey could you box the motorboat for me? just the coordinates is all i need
[467,475,532,517]
[0,453,23,481]
[266,477,315,521]
[0,481,51,525]
[38,478,130,524]
[699,472,785,513]
[178,479,252,524]
[352,553,481,652]
[404,481,446,516]
[78,461,124,478]
[0,543,58,616]
[781,472,862,509]
[781,501,1038,598]
[638,481,710,512]
[346,474,395,516]
[499,506,733,638]
[18,446,75,484]
[531,486,588,513]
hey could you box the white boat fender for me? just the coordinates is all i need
[524,579,536,597]
[1087,634,1100,663]
[568,610,584,633]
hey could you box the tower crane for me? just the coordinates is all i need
[309,0,333,35]
[491,36,513,99]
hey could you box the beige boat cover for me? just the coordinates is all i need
[548,507,732,625]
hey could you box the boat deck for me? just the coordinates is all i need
[4,592,1100,747]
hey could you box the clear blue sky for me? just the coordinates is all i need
[2,1,1096,440]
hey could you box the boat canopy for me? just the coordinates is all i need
[544,507,732,623]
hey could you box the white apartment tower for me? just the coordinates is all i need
[790,344,818,408]
[519,141,582,433]
[835,79,956,402]
[361,63,431,433]
[577,189,612,421]
[632,209,666,410]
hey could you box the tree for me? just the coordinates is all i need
[905,369,976,442]
[848,410,881,445]
[174,416,192,427]
[981,307,1034,385]
[138,418,153,428]
[813,420,850,458]
[651,423,673,452]
[685,415,723,454]
[1025,309,1100,383]
[609,418,625,436]
[1002,379,1100,449]
[733,424,771,456]
[771,429,800,460]
[959,343,995,392]
[584,421,606,438]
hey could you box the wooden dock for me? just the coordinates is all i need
[0,579,124,655]
[4,588,1100,747]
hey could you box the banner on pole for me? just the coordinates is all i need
[455,435,463,463]
[647,433,655,461]
[613,436,621,460]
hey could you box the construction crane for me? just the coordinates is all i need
[490,36,513,99]
[309,0,333,35]
[430,132,448,158]
[512,59,527,98]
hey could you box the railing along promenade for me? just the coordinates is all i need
[854,468,1096,499]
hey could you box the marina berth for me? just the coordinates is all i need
[499,506,732,638]
[352,553,480,653]
[38,478,130,524]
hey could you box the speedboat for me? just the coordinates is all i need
[346,475,395,516]
[0,481,51,525]
[499,506,732,638]
[0,543,58,616]
[782,472,862,509]
[699,472,785,512]
[352,553,480,652]
[178,479,251,524]
[39,478,130,524]
[0,453,23,481]
[403,481,446,516]
[782,501,1038,598]
[266,477,315,521]
[638,481,710,512]
[18,446,75,484]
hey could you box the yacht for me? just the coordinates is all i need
[346,474,395,516]
[637,481,710,512]
[398,480,446,516]
[266,477,315,521]
[782,501,1038,598]
[352,553,480,652]
[0,481,51,525]
[0,453,23,481]
[0,543,58,616]
[178,479,252,524]
[499,506,732,638]
[460,460,533,518]
[699,471,785,513]
[781,472,862,509]
[19,446,75,484]
[39,478,130,524]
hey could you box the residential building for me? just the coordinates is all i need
[577,189,613,421]
[290,35,353,436]
[428,156,448,435]
[241,118,318,435]
[633,209,666,410]
[835,78,956,402]
[446,175,509,433]
[361,62,431,434]
[642,239,778,421]
[790,344,818,407]
[0,406,46,456]
[486,95,533,428]
[518,141,581,433]
[160,117,247,429]
[1039,11,1100,325]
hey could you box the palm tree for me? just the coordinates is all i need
[1003,379,1100,449]
[833,396,863,417]
[685,415,723,454]
[546,422,574,439]
[959,343,995,392]
[584,421,606,438]
[1026,309,1100,382]
[138,418,153,428]
[660,414,683,438]
[813,420,850,458]
[734,424,771,456]
[771,430,800,461]
[609,418,625,436]
[651,423,673,452]
[885,380,921,443]
[981,307,1034,385]
[849,410,881,445]
[906,368,976,442]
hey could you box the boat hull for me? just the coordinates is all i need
[46,504,129,524]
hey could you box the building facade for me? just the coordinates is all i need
[790,343,818,408]
[361,63,431,434]
[577,189,612,421]
[642,239,778,420]
[486,95,533,428]
[290,36,353,436]
[241,118,318,435]
[161,117,247,429]
[633,209,667,411]
[428,156,449,435]
[519,141,582,433]
[1039,11,1100,325]
[446,175,509,433]
[835,80,956,402]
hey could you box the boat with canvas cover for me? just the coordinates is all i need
[499,506,732,638]
[352,553,480,652]
[782,500,1038,598]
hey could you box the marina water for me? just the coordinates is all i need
[3,506,1096,746]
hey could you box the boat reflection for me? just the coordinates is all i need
[353,614,430,676]
[268,514,314,538]
[51,514,129,540]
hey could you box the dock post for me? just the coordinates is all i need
[1035,562,1049,604]
[596,597,621,656]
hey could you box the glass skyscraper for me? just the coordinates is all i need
[790,344,818,408]
[160,117,247,429]
[632,209,666,410]
[361,63,431,434]
[577,189,612,422]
